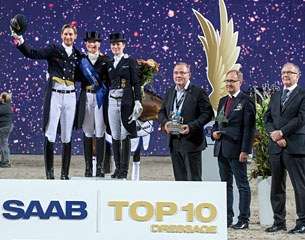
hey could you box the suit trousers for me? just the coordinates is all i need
[170,138,202,181]
[45,91,76,143]
[269,150,305,225]
[82,92,106,138]
[218,155,251,224]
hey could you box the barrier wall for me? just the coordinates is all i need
[0,180,226,240]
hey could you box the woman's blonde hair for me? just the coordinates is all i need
[1,92,12,103]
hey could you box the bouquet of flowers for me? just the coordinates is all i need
[137,59,159,87]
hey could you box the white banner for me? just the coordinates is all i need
[0,180,226,240]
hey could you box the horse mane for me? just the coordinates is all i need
[143,87,162,100]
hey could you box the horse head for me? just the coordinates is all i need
[139,89,162,121]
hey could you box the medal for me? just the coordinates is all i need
[121,78,126,88]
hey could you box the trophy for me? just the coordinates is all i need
[10,14,28,36]
[213,106,228,124]
[167,111,184,135]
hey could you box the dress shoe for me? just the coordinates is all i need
[227,223,233,228]
[0,162,11,168]
[232,221,249,230]
[288,225,305,234]
[265,224,287,233]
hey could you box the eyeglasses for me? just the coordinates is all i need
[173,71,190,75]
[281,71,298,75]
[224,79,240,83]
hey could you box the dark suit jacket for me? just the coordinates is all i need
[76,53,112,131]
[107,56,141,138]
[158,83,214,153]
[212,91,256,158]
[264,86,305,155]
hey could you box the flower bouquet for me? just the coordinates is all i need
[137,59,159,96]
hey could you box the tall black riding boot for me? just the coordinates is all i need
[111,139,121,178]
[83,134,93,177]
[44,137,54,180]
[117,136,131,179]
[103,142,111,174]
[61,142,71,180]
[96,137,106,177]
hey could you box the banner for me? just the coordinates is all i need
[0,180,226,240]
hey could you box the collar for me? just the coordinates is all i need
[62,43,73,51]
[114,53,124,62]
[175,80,190,92]
[88,52,99,59]
[229,90,240,98]
[284,84,297,92]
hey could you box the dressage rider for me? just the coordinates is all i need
[77,31,112,177]
[107,32,143,179]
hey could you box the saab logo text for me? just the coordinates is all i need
[1,200,87,220]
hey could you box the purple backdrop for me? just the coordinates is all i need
[1,0,304,155]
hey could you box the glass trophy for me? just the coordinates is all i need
[167,111,184,135]
[213,106,228,124]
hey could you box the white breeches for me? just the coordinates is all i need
[82,92,106,138]
[108,97,128,140]
[45,92,76,143]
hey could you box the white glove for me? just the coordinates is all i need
[128,100,143,124]
[10,26,24,45]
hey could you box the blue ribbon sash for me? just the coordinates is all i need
[79,58,108,109]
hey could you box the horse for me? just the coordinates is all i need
[92,88,162,173]
[139,88,163,121]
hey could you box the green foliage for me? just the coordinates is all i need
[250,98,271,179]
[137,59,159,97]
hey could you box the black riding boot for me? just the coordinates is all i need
[83,134,93,177]
[117,136,131,179]
[61,142,71,180]
[111,139,121,178]
[44,137,54,180]
[96,137,105,177]
[103,142,111,174]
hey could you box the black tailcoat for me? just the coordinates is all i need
[17,42,81,132]
[107,56,141,138]
[76,52,112,132]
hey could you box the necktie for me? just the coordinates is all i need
[281,89,289,106]
[225,96,235,117]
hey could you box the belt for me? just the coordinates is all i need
[52,89,76,94]
[110,95,122,99]
[52,76,74,86]
[86,89,96,93]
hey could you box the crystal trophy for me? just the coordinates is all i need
[167,111,184,135]
[213,106,228,124]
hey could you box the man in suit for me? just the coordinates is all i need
[264,62,305,234]
[212,70,256,229]
[158,62,213,181]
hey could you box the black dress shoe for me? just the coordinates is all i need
[227,223,233,228]
[232,221,249,230]
[288,225,305,234]
[265,224,287,233]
